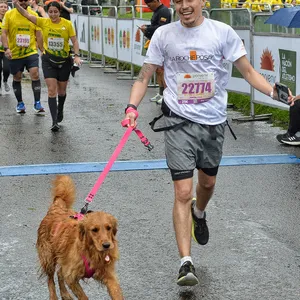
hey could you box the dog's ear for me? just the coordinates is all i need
[79,223,85,241]
[111,216,118,236]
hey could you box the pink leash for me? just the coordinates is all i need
[72,120,153,220]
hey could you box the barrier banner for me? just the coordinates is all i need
[102,18,117,59]
[223,29,251,94]
[253,35,299,110]
[90,17,102,55]
[132,19,150,67]
[77,15,89,51]
[117,19,132,64]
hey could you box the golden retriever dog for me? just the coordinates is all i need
[36,175,123,300]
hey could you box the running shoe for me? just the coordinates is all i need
[4,82,10,92]
[281,132,300,146]
[149,93,161,102]
[33,101,45,113]
[177,261,199,286]
[51,123,60,132]
[16,102,26,113]
[156,95,163,104]
[191,199,209,245]
[276,132,290,143]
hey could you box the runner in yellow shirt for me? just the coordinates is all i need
[13,0,81,131]
[0,0,10,94]
[1,0,45,114]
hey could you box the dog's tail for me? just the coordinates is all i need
[52,175,76,209]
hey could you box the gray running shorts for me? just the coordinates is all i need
[164,116,226,181]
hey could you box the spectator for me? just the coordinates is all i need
[60,0,73,20]
[277,98,300,146]
[29,0,47,17]
[139,0,171,105]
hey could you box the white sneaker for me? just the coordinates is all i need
[4,82,10,92]
[149,93,161,102]
[156,95,163,104]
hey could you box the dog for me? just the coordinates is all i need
[36,175,123,300]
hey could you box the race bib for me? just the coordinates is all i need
[177,72,215,104]
[16,34,30,48]
[47,37,64,51]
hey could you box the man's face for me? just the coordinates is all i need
[145,0,158,12]
[18,0,30,9]
[0,3,8,15]
[174,0,205,28]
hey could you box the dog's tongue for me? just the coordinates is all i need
[105,255,110,262]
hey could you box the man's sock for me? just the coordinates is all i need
[48,97,57,124]
[193,202,205,219]
[12,80,22,102]
[32,79,41,102]
[159,86,164,96]
[180,256,193,266]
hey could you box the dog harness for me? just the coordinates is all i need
[82,255,95,278]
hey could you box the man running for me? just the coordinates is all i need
[1,0,45,114]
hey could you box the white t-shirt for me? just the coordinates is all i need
[144,18,247,125]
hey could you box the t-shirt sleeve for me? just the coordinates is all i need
[143,28,164,66]
[222,26,247,63]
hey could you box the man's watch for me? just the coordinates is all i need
[125,104,137,113]
[3,47,8,51]
[74,53,80,57]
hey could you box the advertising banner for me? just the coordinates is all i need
[117,19,132,63]
[102,18,117,59]
[132,19,150,67]
[89,17,102,55]
[77,15,89,51]
[253,35,300,110]
[224,29,251,94]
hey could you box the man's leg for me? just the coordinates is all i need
[288,100,300,135]
[156,68,165,104]
[173,177,199,286]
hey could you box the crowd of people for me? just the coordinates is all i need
[0,0,79,131]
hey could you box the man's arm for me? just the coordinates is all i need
[36,30,44,53]
[61,1,74,14]
[1,29,12,59]
[234,55,277,99]
[129,63,158,107]
[123,63,157,127]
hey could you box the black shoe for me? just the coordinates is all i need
[276,132,290,143]
[51,123,60,132]
[191,199,209,245]
[281,132,300,146]
[57,109,64,123]
[177,261,199,286]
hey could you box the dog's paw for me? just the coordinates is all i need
[61,294,73,300]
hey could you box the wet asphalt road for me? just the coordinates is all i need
[0,64,300,300]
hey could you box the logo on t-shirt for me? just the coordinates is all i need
[169,51,213,62]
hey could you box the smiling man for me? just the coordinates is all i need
[123,0,285,286]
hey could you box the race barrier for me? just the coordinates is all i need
[69,6,298,116]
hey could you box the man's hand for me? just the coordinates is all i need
[5,49,12,60]
[139,25,147,34]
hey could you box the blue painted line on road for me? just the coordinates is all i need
[0,154,299,177]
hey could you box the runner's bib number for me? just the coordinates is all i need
[177,72,215,104]
[16,34,30,48]
[47,37,64,51]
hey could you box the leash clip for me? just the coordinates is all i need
[80,203,89,215]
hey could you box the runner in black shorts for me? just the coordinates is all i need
[2,0,45,114]
[13,0,81,131]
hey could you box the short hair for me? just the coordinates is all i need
[0,0,8,4]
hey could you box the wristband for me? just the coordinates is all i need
[125,104,137,113]
[269,90,274,99]
[74,53,80,57]
[125,107,139,118]
[3,47,8,51]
